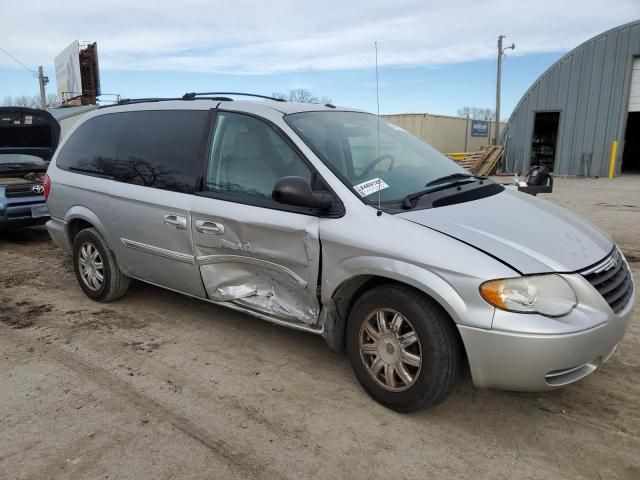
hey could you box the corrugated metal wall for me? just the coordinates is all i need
[629,58,640,111]
[383,113,505,153]
[503,21,640,176]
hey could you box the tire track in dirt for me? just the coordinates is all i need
[1,326,288,480]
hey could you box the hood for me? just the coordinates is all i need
[0,107,61,162]
[398,188,613,274]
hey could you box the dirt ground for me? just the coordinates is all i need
[1,176,639,480]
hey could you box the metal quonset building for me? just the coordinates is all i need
[502,20,640,176]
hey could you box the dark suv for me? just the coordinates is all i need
[0,107,60,230]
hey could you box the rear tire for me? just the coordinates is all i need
[346,284,460,412]
[72,227,129,302]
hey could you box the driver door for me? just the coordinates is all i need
[191,111,322,325]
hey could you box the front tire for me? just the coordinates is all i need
[72,228,129,302]
[346,284,460,412]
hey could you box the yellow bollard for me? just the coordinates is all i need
[608,141,618,179]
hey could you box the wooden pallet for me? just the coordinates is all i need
[447,145,504,176]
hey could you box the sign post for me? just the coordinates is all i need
[464,115,469,151]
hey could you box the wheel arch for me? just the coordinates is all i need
[320,258,468,353]
[64,206,108,245]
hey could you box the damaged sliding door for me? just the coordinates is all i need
[192,109,322,326]
[190,197,321,325]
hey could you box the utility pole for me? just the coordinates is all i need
[494,35,514,145]
[38,66,49,110]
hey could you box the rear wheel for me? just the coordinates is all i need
[346,284,460,412]
[72,228,129,302]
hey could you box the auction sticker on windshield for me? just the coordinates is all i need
[353,178,390,197]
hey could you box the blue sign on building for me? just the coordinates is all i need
[471,120,489,137]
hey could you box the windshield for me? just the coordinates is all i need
[0,154,47,167]
[286,111,468,203]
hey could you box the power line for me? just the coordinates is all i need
[0,46,36,75]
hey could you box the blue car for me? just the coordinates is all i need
[0,107,60,230]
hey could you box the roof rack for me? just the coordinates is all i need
[182,92,287,102]
[119,97,181,104]
[97,92,286,110]
[98,97,182,108]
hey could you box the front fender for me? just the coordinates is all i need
[322,256,495,330]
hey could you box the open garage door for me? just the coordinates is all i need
[622,58,640,173]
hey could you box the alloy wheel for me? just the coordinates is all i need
[359,308,422,392]
[78,242,104,291]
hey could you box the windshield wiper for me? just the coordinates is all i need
[424,172,483,187]
[402,174,486,209]
[402,188,436,209]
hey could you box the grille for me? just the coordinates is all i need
[4,183,42,198]
[581,249,634,314]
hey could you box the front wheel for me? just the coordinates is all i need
[346,284,460,412]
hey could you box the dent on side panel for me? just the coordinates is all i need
[317,211,516,332]
[200,262,318,322]
[195,218,321,325]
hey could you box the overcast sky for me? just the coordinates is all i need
[1,1,638,116]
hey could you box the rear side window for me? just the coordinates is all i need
[56,110,208,193]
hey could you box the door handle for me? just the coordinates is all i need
[196,219,225,235]
[163,214,187,230]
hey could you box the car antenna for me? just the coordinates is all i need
[375,41,383,217]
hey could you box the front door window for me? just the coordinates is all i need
[206,112,312,201]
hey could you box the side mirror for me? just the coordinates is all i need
[272,176,333,210]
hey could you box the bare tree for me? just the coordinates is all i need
[458,106,496,121]
[272,88,332,104]
[1,93,63,109]
[457,106,472,118]
[1,94,50,109]
[2,95,38,108]
[478,108,496,121]
[47,93,62,108]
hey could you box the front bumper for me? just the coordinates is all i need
[459,274,635,391]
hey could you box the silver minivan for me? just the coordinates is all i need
[45,94,635,411]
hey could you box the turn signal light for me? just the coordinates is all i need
[479,280,509,309]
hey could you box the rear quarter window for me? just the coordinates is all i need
[56,110,209,193]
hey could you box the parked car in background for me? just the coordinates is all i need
[44,94,635,412]
[0,107,60,230]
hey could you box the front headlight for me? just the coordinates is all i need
[479,274,577,317]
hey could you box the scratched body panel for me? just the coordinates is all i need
[190,195,321,324]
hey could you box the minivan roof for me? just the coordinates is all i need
[98,99,363,116]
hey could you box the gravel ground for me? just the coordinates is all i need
[1,176,639,480]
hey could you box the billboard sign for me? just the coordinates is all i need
[54,41,82,100]
[79,42,101,101]
[471,120,489,137]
